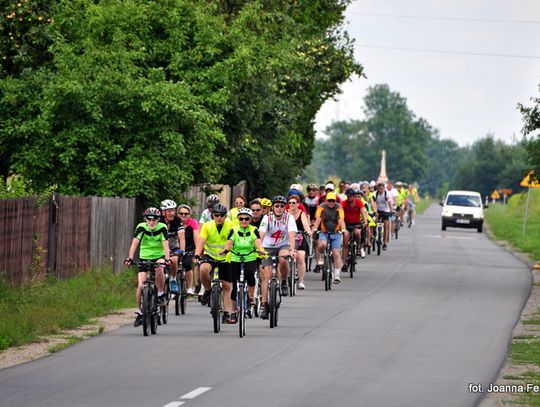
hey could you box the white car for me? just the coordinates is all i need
[440,190,487,233]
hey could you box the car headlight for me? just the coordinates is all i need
[442,209,453,217]
[473,212,483,219]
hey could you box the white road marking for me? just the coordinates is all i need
[180,387,212,399]
[163,403,184,407]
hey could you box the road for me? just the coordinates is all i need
[0,204,531,407]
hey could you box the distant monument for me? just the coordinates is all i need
[377,150,388,184]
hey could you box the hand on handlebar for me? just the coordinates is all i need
[124,258,133,266]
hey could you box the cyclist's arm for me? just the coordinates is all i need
[287,214,298,252]
[162,239,171,262]
[337,208,346,232]
[127,237,140,261]
[361,207,369,227]
[178,228,186,252]
[312,207,324,231]
[300,211,312,236]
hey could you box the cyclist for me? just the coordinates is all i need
[160,199,186,294]
[405,183,419,225]
[386,181,399,237]
[287,194,312,289]
[259,195,298,318]
[199,194,220,224]
[259,197,272,217]
[312,192,346,284]
[395,182,407,226]
[375,183,392,250]
[304,183,319,224]
[229,195,247,226]
[124,208,171,327]
[194,203,236,323]
[249,199,264,229]
[177,204,199,295]
[221,208,265,323]
[342,188,369,270]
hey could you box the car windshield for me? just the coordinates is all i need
[446,195,481,207]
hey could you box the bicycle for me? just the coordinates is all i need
[267,254,288,328]
[405,203,415,228]
[199,256,222,334]
[346,226,359,279]
[229,250,260,338]
[132,261,161,336]
[158,264,170,325]
[288,253,298,297]
[316,232,333,291]
[391,211,400,240]
[175,250,192,316]
[375,219,384,256]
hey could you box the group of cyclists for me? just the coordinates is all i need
[124,179,419,329]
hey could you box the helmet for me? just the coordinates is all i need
[325,183,335,191]
[206,194,220,205]
[345,188,356,196]
[237,208,253,218]
[350,183,360,190]
[143,207,161,219]
[290,183,303,193]
[212,203,227,215]
[260,198,272,207]
[272,195,287,205]
[370,180,376,187]
[160,199,177,210]
[307,183,317,190]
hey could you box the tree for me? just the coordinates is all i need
[0,0,361,202]
[518,82,540,177]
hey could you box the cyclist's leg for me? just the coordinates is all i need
[155,261,166,294]
[383,218,390,246]
[278,247,290,290]
[342,229,350,266]
[244,261,258,301]
[137,271,147,312]
[169,253,179,279]
[296,249,306,287]
[219,261,234,316]
[331,233,343,281]
[182,254,194,293]
[199,261,212,291]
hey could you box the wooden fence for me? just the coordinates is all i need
[0,182,247,285]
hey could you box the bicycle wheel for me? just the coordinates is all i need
[328,254,333,291]
[211,285,221,334]
[180,276,187,315]
[348,242,356,278]
[269,280,278,328]
[161,283,169,325]
[253,277,261,318]
[288,260,296,297]
[238,285,246,338]
[324,254,331,291]
[150,291,158,335]
[142,286,151,336]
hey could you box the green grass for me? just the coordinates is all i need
[0,269,136,352]
[415,198,433,215]
[485,189,540,405]
[485,189,540,260]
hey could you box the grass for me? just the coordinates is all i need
[415,198,433,215]
[485,189,540,405]
[485,189,540,260]
[0,268,136,352]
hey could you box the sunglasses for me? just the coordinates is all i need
[238,217,251,221]
[327,200,336,203]
[288,201,298,205]
[178,212,189,215]
[145,217,159,221]
[213,213,226,218]
[251,208,261,212]
[274,204,285,208]
[308,188,317,192]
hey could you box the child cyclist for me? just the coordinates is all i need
[124,207,171,327]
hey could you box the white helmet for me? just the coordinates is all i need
[290,183,304,193]
[160,199,177,210]
[237,208,253,217]
[370,180,376,187]
[206,194,220,205]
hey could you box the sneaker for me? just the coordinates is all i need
[229,312,238,324]
[186,287,195,295]
[260,304,269,320]
[200,290,211,306]
[298,282,306,290]
[341,264,348,272]
[222,311,230,324]
[360,248,366,258]
[281,280,289,297]
[333,276,341,284]
[313,265,321,273]
[133,313,143,327]
[383,244,387,251]
[170,279,179,294]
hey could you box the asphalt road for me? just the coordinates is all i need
[0,204,531,407]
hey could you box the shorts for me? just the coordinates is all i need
[295,233,310,252]
[230,260,258,287]
[318,232,342,250]
[261,246,290,267]
[199,256,233,282]
[377,211,391,221]
[181,253,194,271]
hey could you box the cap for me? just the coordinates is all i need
[325,183,335,191]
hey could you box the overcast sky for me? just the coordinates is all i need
[315,0,540,146]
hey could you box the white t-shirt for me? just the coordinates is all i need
[386,188,399,210]
[259,213,298,248]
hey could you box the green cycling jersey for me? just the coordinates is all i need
[134,222,168,259]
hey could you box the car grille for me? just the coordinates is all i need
[452,213,473,218]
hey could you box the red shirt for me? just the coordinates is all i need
[343,197,365,225]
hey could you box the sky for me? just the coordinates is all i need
[315,0,540,146]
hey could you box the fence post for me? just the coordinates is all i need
[47,194,58,276]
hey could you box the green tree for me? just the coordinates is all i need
[518,82,540,177]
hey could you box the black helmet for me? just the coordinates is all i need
[272,195,287,205]
[345,188,356,196]
[212,203,227,215]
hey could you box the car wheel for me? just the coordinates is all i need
[441,222,446,231]
[477,225,483,233]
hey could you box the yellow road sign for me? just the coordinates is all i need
[520,171,540,188]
